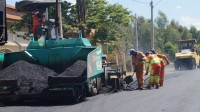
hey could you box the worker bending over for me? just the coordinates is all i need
[130,49,146,90]
[145,52,161,89]
[150,49,170,87]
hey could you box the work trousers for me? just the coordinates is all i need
[149,64,161,86]
[136,62,145,88]
[160,61,165,86]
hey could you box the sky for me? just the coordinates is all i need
[6,0,200,30]
[108,0,200,30]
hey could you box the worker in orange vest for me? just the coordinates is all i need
[150,49,170,87]
[145,52,161,89]
[32,9,46,40]
[130,49,146,90]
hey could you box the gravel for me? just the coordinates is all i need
[0,60,87,95]
[59,60,87,77]
[0,60,58,95]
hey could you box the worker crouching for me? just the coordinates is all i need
[145,52,161,89]
[130,49,146,90]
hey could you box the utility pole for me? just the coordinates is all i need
[77,0,86,37]
[135,14,138,50]
[55,0,59,39]
[124,37,128,71]
[150,1,154,49]
[58,0,63,38]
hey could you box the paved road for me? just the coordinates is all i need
[1,69,200,112]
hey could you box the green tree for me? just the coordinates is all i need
[189,26,198,39]
[86,0,133,45]
[155,11,168,29]
[179,26,191,39]
[196,31,200,43]
[154,11,169,52]
[10,14,30,33]
[137,16,151,52]
[164,42,176,60]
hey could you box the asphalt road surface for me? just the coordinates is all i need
[1,69,200,112]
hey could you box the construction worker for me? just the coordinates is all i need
[32,9,46,40]
[130,49,146,90]
[150,49,170,87]
[145,52,161,89]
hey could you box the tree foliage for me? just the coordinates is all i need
[10,14,30,33]
[85,0,133,44]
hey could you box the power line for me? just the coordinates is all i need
[154,0,163,7]
[131,0,149,5]
[131,0,163,7]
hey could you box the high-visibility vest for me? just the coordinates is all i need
[145,54,160,69]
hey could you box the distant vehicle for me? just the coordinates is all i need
[174,39,200,70]
[0,0,7,45]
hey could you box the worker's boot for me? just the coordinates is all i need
[135,85,143,90]
[135,87,143,90]
[160,82,163,87]
[139,86,144,90]
[140,86,144,90]
[146,85,151,89]
[156,84,159,89]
